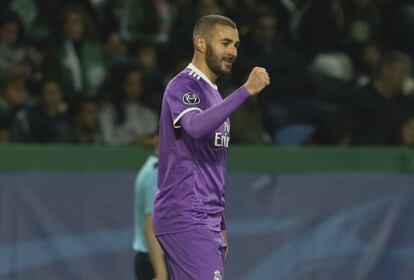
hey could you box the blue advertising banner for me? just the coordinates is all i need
[1,172,414,280]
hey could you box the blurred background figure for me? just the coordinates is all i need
[69,97,102,144]
[27,79,70,143]
[352,41,382,87]
[340,0,382,51]
[133,43,164,112]
[99,65,158,145]
[398,112,414,147]
[227,93,272,145]
[132,135,168,280]
[237,7,336,144]
[51,5,106,107]
[312,110,354,146]
[0,12,30,80]
[26,39,53,92]
[386,0,414,62]
[104,31,129,72]
[352,51,412,145]
[7,0,51,42]
[196,0,224,18]
[297,0,345,59]
[0,76,31,142]
[119,0,172,44]
[0,110,12,143]
[309,51,356,105]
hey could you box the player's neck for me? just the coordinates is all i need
[191,57,218,83]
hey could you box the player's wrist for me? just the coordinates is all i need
[242,84,255,96]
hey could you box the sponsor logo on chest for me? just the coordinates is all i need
[214,121,230,148]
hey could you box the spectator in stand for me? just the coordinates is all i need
[0,111,12,143]
[340,0,382,52]
[312,110,354,146]
[24,39,56,99]
[70,97,102,144]
[196,0,224,18]
[227,89,272,144]
[308,51,358,113]
[297,0,345,59]
[237,7,336,143]
[100,65,158,145]
[352,41,382,87]
[133,43,164,112]
[104,31,129,72]
[298,0,382,59]
[382,0,414,61]
[166,0,196,57]
[0,76,31,142]
[0,12,30,80]
[353,51,412,145]
[399,113,414,147]
[51,5,106,106]
[118,0,172,44]
[7,0,51,41]
[28,79,70,143]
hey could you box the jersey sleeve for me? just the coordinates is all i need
[166,78,206,128]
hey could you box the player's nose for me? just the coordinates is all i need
[227,46,237,57]
[226,52,236,61]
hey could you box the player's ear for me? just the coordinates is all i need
[194,35,206,54]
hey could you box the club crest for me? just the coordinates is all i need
[213,270,222,280]
[183,92,200,105]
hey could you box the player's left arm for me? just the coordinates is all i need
[180,67,270,139]
[180,86,250,139]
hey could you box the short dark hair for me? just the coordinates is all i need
[193,14,237,39]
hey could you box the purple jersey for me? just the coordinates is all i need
[153,63,231,235]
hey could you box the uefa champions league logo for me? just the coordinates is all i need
[213,270,222,280]
[183,92,200,105]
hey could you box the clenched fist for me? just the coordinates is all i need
[243,67,270,96]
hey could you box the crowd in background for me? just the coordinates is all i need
[1,0,414,146]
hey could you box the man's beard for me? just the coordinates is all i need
[205,43,232,77]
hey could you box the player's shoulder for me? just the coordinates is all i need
[166,68,204,94]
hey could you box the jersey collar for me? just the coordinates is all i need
[187,63,218,90]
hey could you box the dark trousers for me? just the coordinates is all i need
[134,252,155,280]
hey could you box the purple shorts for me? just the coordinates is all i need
[157,229,227,280]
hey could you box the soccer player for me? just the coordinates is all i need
[153,14,270,279]
[133,137,168,280]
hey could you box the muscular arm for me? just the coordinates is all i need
[144,214,168,280]
[180,87,250,139]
